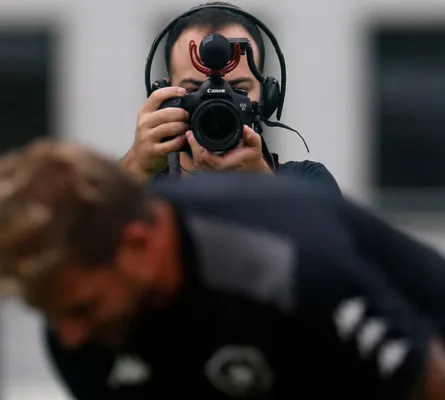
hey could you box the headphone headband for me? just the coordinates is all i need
[144,4,287,120]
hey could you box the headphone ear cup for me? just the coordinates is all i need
[261,77,281,120]
[150,78,171,93]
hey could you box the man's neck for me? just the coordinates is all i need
[147,201,184,308]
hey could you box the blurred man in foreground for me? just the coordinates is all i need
[0,141,445,399]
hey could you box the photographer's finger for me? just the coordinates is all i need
[145,107,188,129]
[155,135,186,154]
[242,125,262,149]
[142,87,187,113]
[185,131,206,164]
[151,121,188,142]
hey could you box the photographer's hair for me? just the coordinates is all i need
[0,141,151,303]
[164,1,266,73]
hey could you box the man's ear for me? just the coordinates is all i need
[114,221,154,280]
[120,221,152,252]
[115,200,178,282]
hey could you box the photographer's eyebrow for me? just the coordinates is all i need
[179,77,254,88]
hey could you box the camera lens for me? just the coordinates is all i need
[200,106,236,142]
[191,100,243,152]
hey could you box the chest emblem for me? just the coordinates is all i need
[107,355,152,388]
[204,345,274,398]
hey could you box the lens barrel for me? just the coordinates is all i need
[191,99,243,152]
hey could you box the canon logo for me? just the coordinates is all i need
[207,88,225,94]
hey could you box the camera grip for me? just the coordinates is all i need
[159,97,183,109]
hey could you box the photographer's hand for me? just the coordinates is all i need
[186,125,273,173]
[121,87,189,182]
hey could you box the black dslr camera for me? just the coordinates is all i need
[159,33,257,153]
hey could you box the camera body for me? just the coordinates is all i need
[160,75,254,153]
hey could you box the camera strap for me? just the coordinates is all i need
[168,152,181,177]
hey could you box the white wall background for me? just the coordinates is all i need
[1,0,445,398]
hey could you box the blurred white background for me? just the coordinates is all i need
[1,0,445,398]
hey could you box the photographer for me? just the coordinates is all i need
[121,2,341,196]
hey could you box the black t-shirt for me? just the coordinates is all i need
[157,159,343,198]
[46,174,443,400]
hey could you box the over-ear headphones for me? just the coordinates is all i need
[144,4,287,122]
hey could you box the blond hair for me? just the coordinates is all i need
[0,140,149,302]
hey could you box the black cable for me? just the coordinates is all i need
[263,120,310,153]
[180,165,198,175]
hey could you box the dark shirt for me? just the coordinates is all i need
[279,160,341,196]
[46,174,441,400]
[156,158,342,197]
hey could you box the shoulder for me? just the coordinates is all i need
[278,160,335,180]
[187,210,298,312]
[278,160,342,197]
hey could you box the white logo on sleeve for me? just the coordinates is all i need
[357,318,387,358]
[333,297,366,340]
[377,339,409,378]
[333,297,411,380]
[204,345,274,398]
[107,355,151,388]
